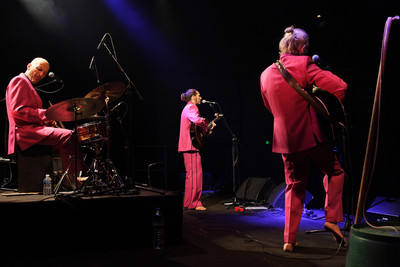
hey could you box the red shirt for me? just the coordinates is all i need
[260,53,347,153]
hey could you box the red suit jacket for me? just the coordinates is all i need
[260,53,347,154]
[178,102,208,152]
[6,73,55,155]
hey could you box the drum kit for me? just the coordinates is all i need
[45,81,127,194]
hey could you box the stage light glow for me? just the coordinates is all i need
[102,0,182,70]
[19,0,68,34]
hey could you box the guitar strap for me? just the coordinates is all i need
[275,60,330,121]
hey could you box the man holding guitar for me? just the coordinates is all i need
[178,89,215,211]
[260,26,348,252]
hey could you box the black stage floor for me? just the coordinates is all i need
[0,189,355,267]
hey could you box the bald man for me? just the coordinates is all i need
[6,57,83,187]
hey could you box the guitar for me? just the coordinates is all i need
[275,60,347,142]
[190,113,222,149]
[311,86,347,142]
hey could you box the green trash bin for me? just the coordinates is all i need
[346,222,400,267]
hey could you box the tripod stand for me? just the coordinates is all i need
[79,86,127,193]
[104,96,124,188]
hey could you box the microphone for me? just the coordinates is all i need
[88,56,101,84]
[48,72,63,82]
[111,101,124,112]
[96,33,108,50]
[89,56,95,69]
[312,54,331,71]
[202,99,217,105]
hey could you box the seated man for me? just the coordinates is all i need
[5,57,83,187]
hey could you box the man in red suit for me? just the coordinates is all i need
[178,89,215,211]
[6,57,82,187]
[260,27,348,252]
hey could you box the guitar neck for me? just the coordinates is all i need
[208,115,222,128]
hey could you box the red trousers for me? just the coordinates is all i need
[37,128,84,176]
[183,152,203,209]
[282,144,344,244]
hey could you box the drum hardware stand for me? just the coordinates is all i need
[101,95,124,190]
[79,141,107,192]
[54,104,89,195]
[53,155,80,194]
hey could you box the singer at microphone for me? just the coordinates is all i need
[178,89,216,211]
[202,99,217,105]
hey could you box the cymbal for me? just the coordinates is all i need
[88,114,105,120]
[85,82,126,103]
[45,98,105,122]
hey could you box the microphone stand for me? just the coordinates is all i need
[34,79,64,94]
[34,79,57,89]
[206,103,240,205]
[102,42,151,195]
[90,56,101,85]
[101,42,143,101]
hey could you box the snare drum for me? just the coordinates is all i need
[77,121,106,143]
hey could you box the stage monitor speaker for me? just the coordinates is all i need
[267,182,314,209]
[235,177,275,202]
[367,196,400,218]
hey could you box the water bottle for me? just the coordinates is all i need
[152,207,165,250]
[43,174,52,195]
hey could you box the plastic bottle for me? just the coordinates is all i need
[43,174,52,195]
[152,207,165,250]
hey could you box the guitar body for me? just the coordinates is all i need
[190,114,222,149]
[190,118,210,149]
[311,86,346,142]
[274,60,347,144]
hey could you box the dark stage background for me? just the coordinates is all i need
[1,0,399,210]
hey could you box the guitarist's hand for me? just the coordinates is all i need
[210,121,216,130]
[208,121,216,134]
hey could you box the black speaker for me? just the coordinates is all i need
[367,197,400,218]
[267,182,314,209]
[235,177,275,202]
